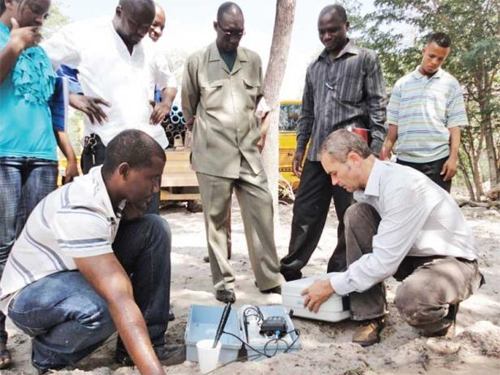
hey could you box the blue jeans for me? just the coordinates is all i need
[7,214,172,371]
[0,156,58,344]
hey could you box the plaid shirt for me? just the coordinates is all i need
[297,41,387,160]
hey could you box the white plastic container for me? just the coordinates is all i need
[282,273,351,322]
[196,339,221,374]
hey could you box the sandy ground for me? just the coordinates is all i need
[3,199,500,375]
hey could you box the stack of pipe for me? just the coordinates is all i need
[162,104,187,148]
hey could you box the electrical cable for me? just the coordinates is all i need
[203,354,262,375]
[221,327,301,359]
[283,329,301,353]
[221,331,272,358]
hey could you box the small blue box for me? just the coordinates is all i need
[184,305,242,364]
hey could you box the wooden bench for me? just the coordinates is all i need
[161,150,200,202]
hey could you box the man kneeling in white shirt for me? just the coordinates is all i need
[302,129,484,347]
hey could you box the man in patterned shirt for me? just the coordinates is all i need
[280,4,387,282]
[381,32,468,192]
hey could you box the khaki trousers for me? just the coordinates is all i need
[345,202,483,335]
[196,158,284,291]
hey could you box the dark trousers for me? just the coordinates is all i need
[280,159,353,281]
[8,215,172,371]
[81,135,161,214]
[345,202,483,334]
[397,157,451,192]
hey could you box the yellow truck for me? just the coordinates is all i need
[279,100,301,192]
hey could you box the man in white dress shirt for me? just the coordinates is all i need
[41,0,177,173]
[302,129,483,347]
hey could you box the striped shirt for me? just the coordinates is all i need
[387,68,468,163]
[0,166,124,312]
[297,41,387,161]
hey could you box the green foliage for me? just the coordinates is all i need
[42,1,70,39]
[358,0,500,195]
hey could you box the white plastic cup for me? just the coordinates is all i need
[196,339,221,374]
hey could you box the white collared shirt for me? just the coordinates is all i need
[330,160,477,296]
[0,166,124,312]
[42,18,177,147]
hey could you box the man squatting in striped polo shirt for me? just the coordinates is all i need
[381,32,468,192]
[0,130,179,375]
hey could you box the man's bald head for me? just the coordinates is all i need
[214,2,244,52]
[149,2,166,42]
[119,0,155,16]
[217,2,243,23]
[114,0,156,48]
[319,4,347,23]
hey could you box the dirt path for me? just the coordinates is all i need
[4,202,500,375]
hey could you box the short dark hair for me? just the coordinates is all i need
[0,0,24,16]
[428,32,451,48]
[119,0,155,17]
[102,130,166,177]
[217,1,243,23]
[319,4,348,23]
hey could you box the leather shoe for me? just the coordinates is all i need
[352,317,385,347]
[169,307,175,321]
[254,281,281,294]
[116,344,185,366]
[420,303,459,338]
[216,289,236,303]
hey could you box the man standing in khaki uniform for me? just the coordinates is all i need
[182,2,284,303]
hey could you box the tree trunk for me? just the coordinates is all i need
[477,86,499,186]
[472,155,485,198]
[458,154,477,201]
[262,0,296,230]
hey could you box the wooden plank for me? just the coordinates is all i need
[160,191,200,201]
[164,164,194,174]
[165,151,191,161]
[161,174,199,187]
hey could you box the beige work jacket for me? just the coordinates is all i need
[182,42,264,178]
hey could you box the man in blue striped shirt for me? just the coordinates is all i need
[382,32,468,192]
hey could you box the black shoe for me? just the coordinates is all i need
[254,281,282,294]
[261,286,281,294]
[169,307,175,321]
[155,344,185,366]
[216,289,236,303]
[203,256,210,263]
[116,344,185,366]
[280,267,302,282]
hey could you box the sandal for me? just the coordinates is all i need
[0,342,12,370]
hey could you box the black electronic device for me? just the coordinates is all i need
[259,316,287,337]
[213,302,232,348]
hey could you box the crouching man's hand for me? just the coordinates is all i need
[301,279,335,313]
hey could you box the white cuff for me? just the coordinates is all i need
[255,97,271,119]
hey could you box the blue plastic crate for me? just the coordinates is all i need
[184,305,242,364]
